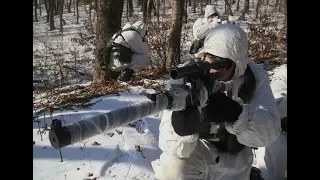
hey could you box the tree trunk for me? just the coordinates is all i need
[44,0,50,22]
[200,0,204,15]
[166,0,184,68]
[182,0,187,23]
[143,0,148,23]
[39,0,42,16]
[193,0,196,13]
[275,0,280,12]
[65,0,68,9]
[255,0,261,19]
[60,0,64,35]
[76,0,79,24]
[55,0,59,15]
[49,0,56,30]
[236,0,240,11]
[84,2,88,13]
[126,0,129,21]
[93,0,124,85]
[224,0,234,16]
[157,0,160,22]
[93,0,97,21]
[67,0,72,12]
[240,0,249,19]
[243,0,249,13]
[137,0,142,6]
[282,0,287,26]
[188,0,191,6]
[141,0,144,11]
[73,0,76,15]
[34,0,38,22]
[89,0,93,33]
[163,0,165,15]
[128,0,133,16]
[147,0,154,21]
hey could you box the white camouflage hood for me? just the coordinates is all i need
[131,21,147,39]
[204,5,219,19]
[203,24,249,79]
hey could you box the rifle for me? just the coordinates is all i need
[48,60,226,150]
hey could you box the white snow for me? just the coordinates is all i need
[33,92,163,180]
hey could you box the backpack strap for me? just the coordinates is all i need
[112,27,141,48]
[238,65,256,103]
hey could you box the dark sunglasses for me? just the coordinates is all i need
[204,54,233,70]
[210,13,219,17]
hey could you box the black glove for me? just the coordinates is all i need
[201,92,242,123]
[117,68,134,81]
[281,117,287,132]
[250,167,265,180]
[205,123,244,155]
[146,91,174,109]
[171,106,210,136]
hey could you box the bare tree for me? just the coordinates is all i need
[156,0,160,22]
[236,0,240,11]
[147,0,155,21]
[255,0,261,19]
[59,0,65,35]
[73,0,76,15]
[141,0,144,11]
[34,0,39,22]
[67,0,72,12]
[93,0,124,85]
[94,0,97,18]
[44,0,50,22]
[54,0,58,15]
[240,0,250,20]
[76,0,79,24]
[193,0,196,13]
[166,0,184,68]
[182,0,188,23]
[84,1,88,13]
[128,0,133,16]
[275,0,280,11]
[200,0,204,15]
[163,0,165,15]
[282,0,287,26]
[39,0,42,16]
[143,0,148,23]
[49,0,56,30]
[126,0,129,21]
[224,0,234,16]
[89,0,94,33]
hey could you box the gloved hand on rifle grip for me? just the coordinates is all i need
[201,92,243,123]
[146,92,174,109]
[171,105,203,136]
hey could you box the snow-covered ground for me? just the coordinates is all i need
[33,90,162,180]
[33,66,285,180]
[33,0,287,179]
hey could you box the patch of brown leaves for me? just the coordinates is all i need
[54,80,129,107]
[34,70,167,112]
